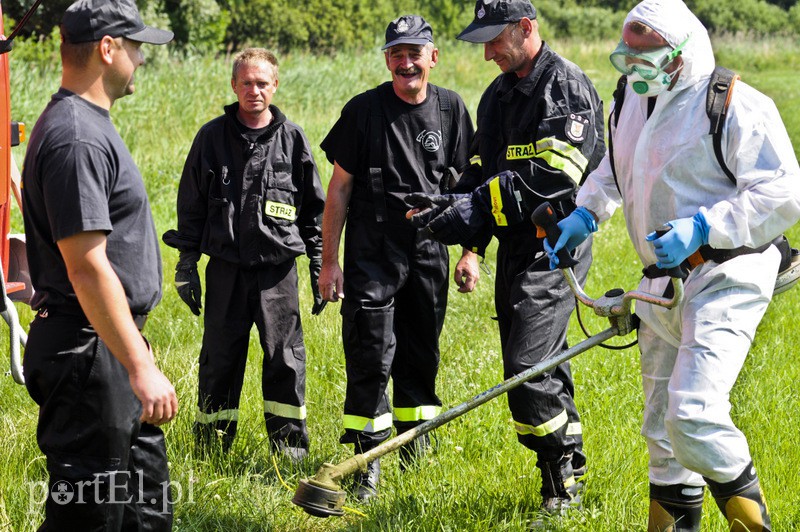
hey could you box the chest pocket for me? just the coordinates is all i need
[264,168,298,224]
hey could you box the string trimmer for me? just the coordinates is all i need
[291,201,685,517]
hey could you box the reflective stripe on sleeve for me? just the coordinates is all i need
[566,422,582,436]
[196,408,239,424]
[506,138,588,184]
[513,409,568,437]
[489,176,508,226]
[343,412,393,433]
[393,405,442,423]
[534,137,588,184]
[470,155,482,166]
[264,400,307,420]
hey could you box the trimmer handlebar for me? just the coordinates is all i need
[531,202,683,325]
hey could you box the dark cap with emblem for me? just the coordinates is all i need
[382,15,434,50]
[457,0,537,43]
[62,0,174,45]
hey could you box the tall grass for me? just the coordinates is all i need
[3,35,800,530]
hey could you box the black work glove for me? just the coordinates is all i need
[405,192,488,246]
[175,251,202,316]
[308,257,327,315]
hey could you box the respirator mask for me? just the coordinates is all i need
[610,36,689,97]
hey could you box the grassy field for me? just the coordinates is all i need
[3,35,800,531]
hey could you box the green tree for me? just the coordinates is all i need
[688,0,793,34]
[1,0,167,38]
[537,0,625,40]
[765,0,797,9]
[1,0,72,38]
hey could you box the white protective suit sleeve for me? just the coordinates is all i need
[576,128,621,224]
[577,0,800,265]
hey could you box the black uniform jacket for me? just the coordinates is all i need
[455,42,605,254]
[165,103,325,267]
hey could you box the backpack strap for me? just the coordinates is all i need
[438,87,451,158]
[608,75,628,195]
[438,86,453,191]
[367,88,389,223]
[706,65,740,185]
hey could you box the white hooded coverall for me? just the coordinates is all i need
[577,0,800,487]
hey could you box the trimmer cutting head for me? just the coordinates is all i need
[292,476,346,517]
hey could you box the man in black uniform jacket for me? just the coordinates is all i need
[406,0,605,516]
[319,15,476,500]
[21,0,177,529]
[162,48,326,461]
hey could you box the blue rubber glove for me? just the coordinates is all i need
[645,212,710,269]
[542,207,598,270]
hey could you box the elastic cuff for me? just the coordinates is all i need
[178,250,201,266]
[574,206,598,233]
[693,210,710,246]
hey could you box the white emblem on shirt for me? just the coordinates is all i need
[565,113,588,143]
[416,130,442,153]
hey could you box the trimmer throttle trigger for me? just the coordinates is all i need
[531,202,578,268]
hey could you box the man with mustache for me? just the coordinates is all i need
[318,15,475,500]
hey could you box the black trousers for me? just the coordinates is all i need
[340,213,448,448]
[196,258,308,449]
[495,237,592,468]
[24,312,172,531]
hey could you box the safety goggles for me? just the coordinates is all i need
[609,36,689,80]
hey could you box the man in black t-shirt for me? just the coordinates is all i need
[319,15,475,500]
[162,48,326,461]
[21,1,177,529]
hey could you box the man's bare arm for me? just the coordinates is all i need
[319,162,354,302]
[58,231,178,425]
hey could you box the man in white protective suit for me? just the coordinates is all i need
[544,0,800,530]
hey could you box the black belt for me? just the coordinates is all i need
[37,306,148,331]
[643,239,776,280]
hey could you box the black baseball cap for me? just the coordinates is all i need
[381,15,433,51]
[457,0,537,43]
[62,0,174,45]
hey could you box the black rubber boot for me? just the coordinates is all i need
[351,440,381,501]
[705,462,772,532]
[538,454,583,515]
[353,458,381,501]
[648,483,704,532]
[269,438,309,464]
[398,433,431,472]
[193,421,235,454]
